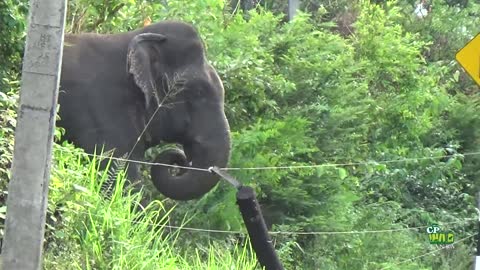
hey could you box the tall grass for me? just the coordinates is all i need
[43,143,258,269]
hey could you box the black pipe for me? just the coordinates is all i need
[236,186,284,270]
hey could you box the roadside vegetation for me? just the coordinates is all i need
[1,0,480,269]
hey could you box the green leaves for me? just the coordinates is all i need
[0,0,28,89]
[338,168,348,180]
[160,2,478,268]
[1,1,479,269]
[0,79,19,188]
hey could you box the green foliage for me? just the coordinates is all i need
[43,144,258,269]
[0,79,18,188]
[164,2,477,268]
[0,0,28,89]
[66,0,164,33]
[1,0,479,269]
[0,79,18,241]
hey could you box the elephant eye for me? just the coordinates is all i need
[184,78,220,105]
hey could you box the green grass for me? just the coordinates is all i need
[42,143,258,270]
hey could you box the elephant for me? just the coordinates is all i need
[58,20,231,200]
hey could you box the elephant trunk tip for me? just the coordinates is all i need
[150,137,230,200]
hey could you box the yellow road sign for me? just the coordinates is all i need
[456,33,480,86]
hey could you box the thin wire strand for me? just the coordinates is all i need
[126,73,184,160]
[221,151,480,171]
[55,147,480,172]
[56,148,210,172]
[380,234,476,270]
[270,219,476,235]
[68,208,475,235]
[72,206,478,267]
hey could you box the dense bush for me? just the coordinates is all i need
[1,0,479,269]
[0,0,28,90]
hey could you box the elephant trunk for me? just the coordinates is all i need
[150,120,231,200]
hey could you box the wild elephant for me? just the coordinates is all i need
[58,21,231,200]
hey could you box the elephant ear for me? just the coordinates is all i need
[126,33,167,109]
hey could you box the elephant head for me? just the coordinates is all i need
[126,22,231,200]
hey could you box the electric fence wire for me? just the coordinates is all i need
[54,147,480,172]
[55,147,480,238]
[107,234,477,264]
[61,210,479,269]
[68,208,476,236]
[380,234,477,270]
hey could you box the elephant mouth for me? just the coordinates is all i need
[168,166,182,176]
[150,131,230,200]
[160,147,189,176]
[167,159,192,176]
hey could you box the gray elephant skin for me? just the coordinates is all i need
[58,21,231,200]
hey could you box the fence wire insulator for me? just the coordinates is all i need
[209,166,242,189]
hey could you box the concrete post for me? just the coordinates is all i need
[1,0,66,269]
